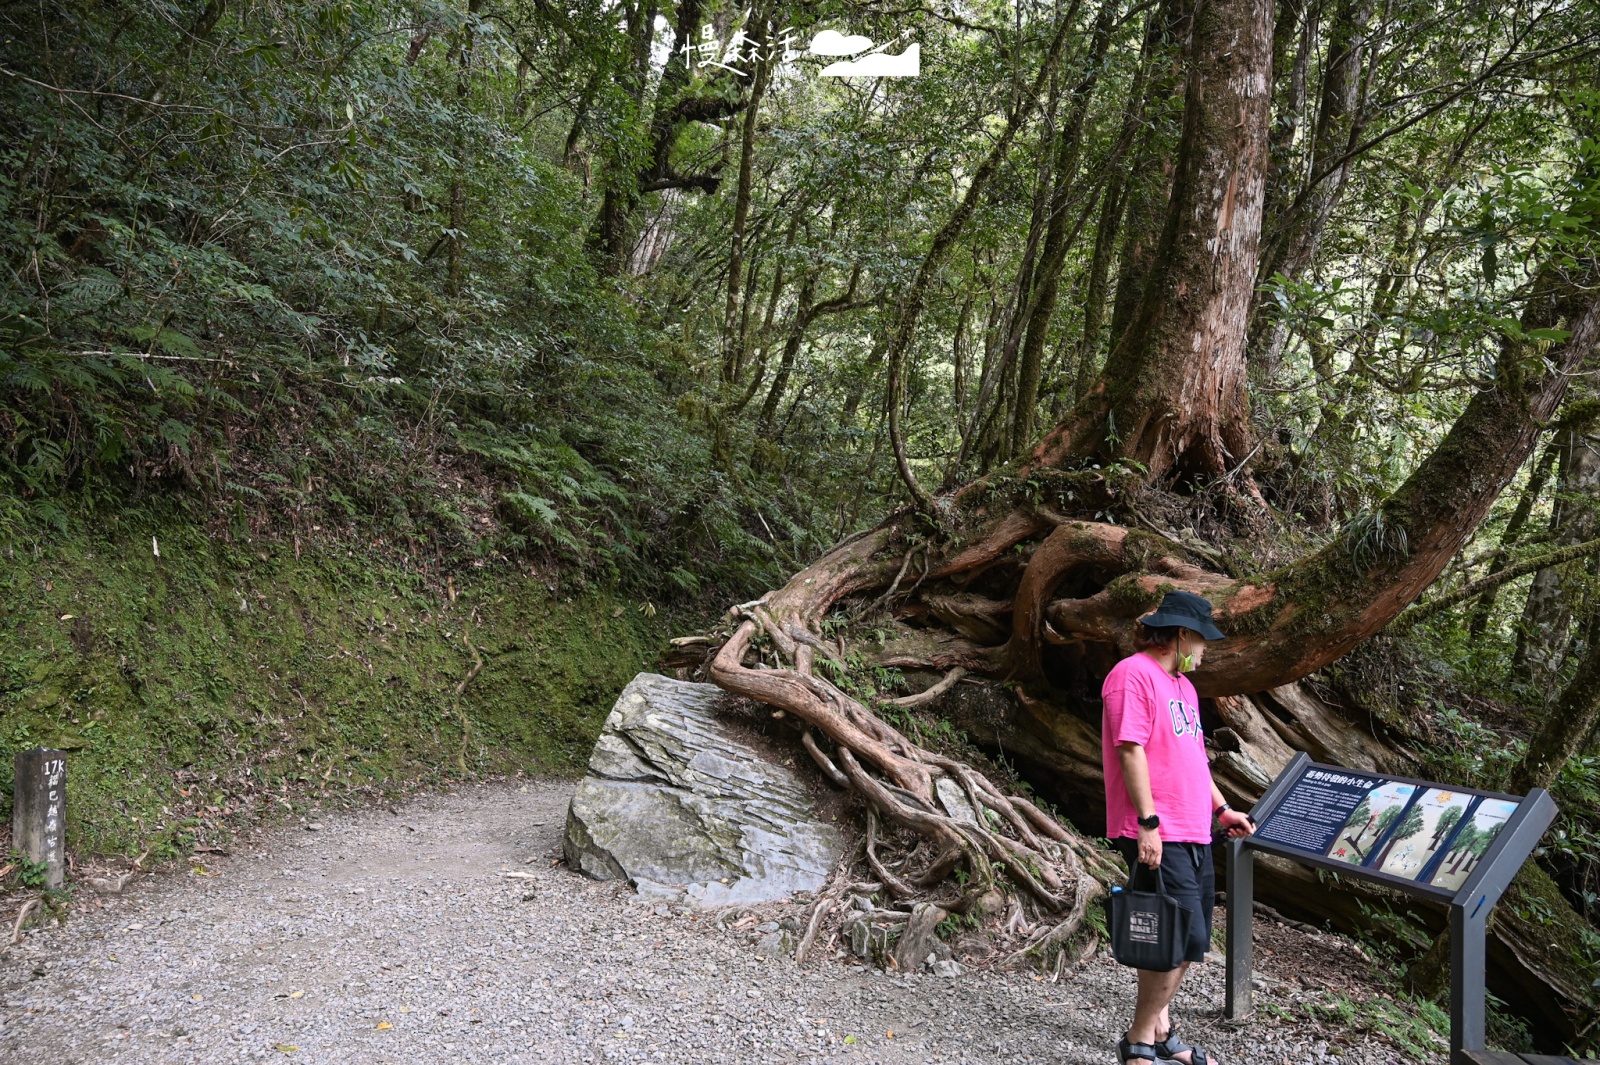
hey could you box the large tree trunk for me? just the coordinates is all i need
[1034,0,1274,478]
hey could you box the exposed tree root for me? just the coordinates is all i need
[9,899,39,945]
[707,520,1137,969]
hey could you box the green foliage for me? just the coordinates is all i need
[7,852,48,889]
[1344,508,1411,570]
[935,910,979,938]
[1305,990,1452,1059]
[0,514,682,856]
[0,0,853,597]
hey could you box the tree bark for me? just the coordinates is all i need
[1516,423,1600,691]
[1510,630,1600,794]
[1249,0,1372,379]
[1036,0,1274,478]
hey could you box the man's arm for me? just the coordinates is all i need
[1209,776,1256,838]
[1117,741,1162,868]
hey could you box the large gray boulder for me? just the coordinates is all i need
[564,672,844,906]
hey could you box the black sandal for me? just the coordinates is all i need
[1118,1033,1160,1064]
[1153,1027,1213,1065]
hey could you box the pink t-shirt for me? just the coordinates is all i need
[1102,652,1214,844]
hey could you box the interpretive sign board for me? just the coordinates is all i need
[1224,752,1557,1065]
[1248,762,1523,898]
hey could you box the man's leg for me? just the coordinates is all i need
[1126,964,1219,1065]
[1124,963,1186,1061]
[1153,964,1206,1063]
[1155,843,1217,1061]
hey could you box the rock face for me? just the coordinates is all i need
[564,672,844,906]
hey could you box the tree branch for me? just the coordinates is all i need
[639,169,723,194]
[1390,535,1600,631]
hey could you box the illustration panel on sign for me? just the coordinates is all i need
[1374,788,1472,879]
[1428,798,1519,891]
[1324,781,1416,866]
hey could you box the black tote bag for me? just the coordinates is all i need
[1106,861,1191,972]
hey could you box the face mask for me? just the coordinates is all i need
[1177,650,1196,673]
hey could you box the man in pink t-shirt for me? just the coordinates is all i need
[1104,590,1254,1065]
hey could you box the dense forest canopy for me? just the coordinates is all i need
[4,0,1600,1048]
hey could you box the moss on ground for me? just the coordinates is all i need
[0,516,679,862]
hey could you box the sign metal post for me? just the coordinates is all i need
[1223,752,1557,1065]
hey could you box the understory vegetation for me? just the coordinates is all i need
[0,506,675,856]
[3,0,1600,1049]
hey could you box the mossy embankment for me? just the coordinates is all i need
[0,517,686,861]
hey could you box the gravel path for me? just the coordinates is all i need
[0,781,1428,1064]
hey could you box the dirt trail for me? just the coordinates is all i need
[0,781,1423,1064]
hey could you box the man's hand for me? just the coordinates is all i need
[1218,808,1256,839]
[1137,823,1162,869]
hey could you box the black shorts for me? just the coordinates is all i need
[1112,838,1215,965]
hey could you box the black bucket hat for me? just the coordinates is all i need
[1142,590,1224,640]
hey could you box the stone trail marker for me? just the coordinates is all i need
[12,749,67,889]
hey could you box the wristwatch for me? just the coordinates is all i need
[1137,813,1160,829]
[1214,803,1232,818]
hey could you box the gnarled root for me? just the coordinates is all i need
[707,528,1124,970]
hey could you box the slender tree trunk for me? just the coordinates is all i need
[446,0,482,298]
[1007,0,1121,457]
[883,13,1079,510]
[563,69,603,168]
[1516,425,1600,691]
[1468,421,1583,638]
[1073,164,1125,403]
[1510,629,1600,794]
[759,277,815,435]
[953,296,974,422]
[1105,0,1192,349]
[721,31,770,387]
[1249,0,1372,380]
